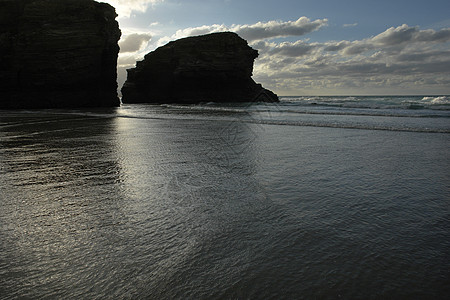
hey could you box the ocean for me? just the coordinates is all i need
[1,95,449,299]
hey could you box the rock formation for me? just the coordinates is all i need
[121,32,278,104]
[0,0,121,109]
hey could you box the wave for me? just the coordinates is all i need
[160,103,249,113]
[156,102,450,119]
[114,108,450,133]
[2,100,449,134]
[251,108,449,118]
[242,118,450,133]
[105,111,450,133]
[421,96,450,105]
[280,96,450,111]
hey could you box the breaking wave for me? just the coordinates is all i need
[421,96,450,105]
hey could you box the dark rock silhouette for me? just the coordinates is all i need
[0,0,121,109]
[121,32,278,104]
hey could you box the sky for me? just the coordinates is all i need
[108,0,450,96]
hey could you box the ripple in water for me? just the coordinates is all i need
[0,107,449,299]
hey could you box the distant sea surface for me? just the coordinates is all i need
[1,96,449,299]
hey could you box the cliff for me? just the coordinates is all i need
[0,0,121,109]
[121,32,278,104]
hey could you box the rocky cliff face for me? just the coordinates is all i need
[0,0,121,108]
[121,32,278,104]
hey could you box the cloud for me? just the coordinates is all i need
[260,40,319,57]
[395,50,450,62]
[120,19,450,95]
[371,24,418,46]
[172,24,229,40]
[415,28,450,42]
[108,0,163,18]
[117,32,153,94]
[250,25,450,94]
[253,24,450,59]
[119,33,152,53]
[371,24,450,46]
[171,17,328,42]
[232,17,328,41]
[341,42,373,55]
[323,41,351,52]
[343,23,358,28]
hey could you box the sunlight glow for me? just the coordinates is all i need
[108,0,163,18]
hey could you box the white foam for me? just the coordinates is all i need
[421,96,450,105]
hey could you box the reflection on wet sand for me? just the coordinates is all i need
[111,115,275,298]
[0,112,131,298]
[1,110,273,298]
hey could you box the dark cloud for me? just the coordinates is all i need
[255,41,319,57]
[323,41,351,52]
[415,28,450,42]
[341,43,373,55]
[272,43,317,57]
[396,50,450,62]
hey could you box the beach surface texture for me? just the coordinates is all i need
[1,95,449,298]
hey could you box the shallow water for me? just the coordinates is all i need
[1,100,449,299]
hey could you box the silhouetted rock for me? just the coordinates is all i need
[0,0,121,109]
[121,32,278,104]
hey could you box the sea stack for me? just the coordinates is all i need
[0,0,121,109]
[121,32,278,104]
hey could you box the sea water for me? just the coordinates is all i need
[0,96,449,298]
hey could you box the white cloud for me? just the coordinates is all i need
[108,0,163,18]
[232,17,328,41]
[371,24,450,46]
[119,33,152,53]
[119,18,450,95]
[343,23,358,28]
[117,32,153,94]
[118,54,140,66]
[170,17,328,42]
[172,24,229,40]
[118,51,146,95]
[251,25,450,94]
[371,24,418,46]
